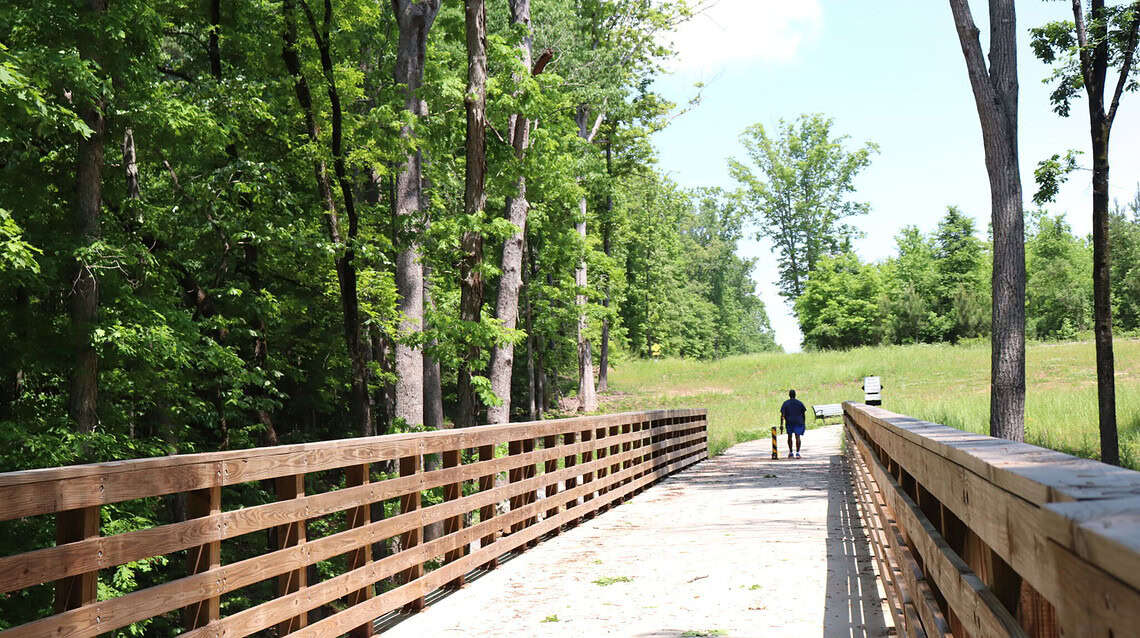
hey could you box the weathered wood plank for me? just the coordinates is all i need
[847,423,1025,638]
[0,410,707,638]
[53,506,98,615]
[397,450,424,612]
[846,404,1140,638]
[186,434,709,638]
[287,442,706,638]
[0,410,704,522]
[344,463,373,638]
[275,474,308,634]
[182,484,221,630]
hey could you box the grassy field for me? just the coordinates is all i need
[602,339,1140,468]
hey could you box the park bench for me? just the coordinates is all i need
[812,403,843,422]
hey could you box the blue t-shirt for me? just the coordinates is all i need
[781,398,807,426]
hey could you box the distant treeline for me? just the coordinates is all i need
[794,192,1140,350]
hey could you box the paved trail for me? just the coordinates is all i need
[381,424,890,637]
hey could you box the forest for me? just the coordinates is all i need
[792,197,1140,350]
[0,0,778,481]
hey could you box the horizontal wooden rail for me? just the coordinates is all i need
[844,402,1140,638]
[0,409,707,637]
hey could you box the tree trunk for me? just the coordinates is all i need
[574,108,598,413]
[423,266,444,541]
[456,0,488,428]
[948,0,1025,441]
[525,289,537,421]
[1091,125,1118,464]
[598,136,613,392]
[68,0,109,434]
[285,0,372,437]
[423,268,445,432]
[575,206,597,413]
[487,0,535,425]
[374,330,396,437]
[392,0,441,430]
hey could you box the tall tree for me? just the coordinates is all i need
[574,106,602,414]
[304,0,372,436]
[455,0,488,428]
[729,114,876,302]
[392,0,442,430]
[282,0,372,436]
[1030,0,1140,465]
[486,0,549,424]
[68,0,109,433]
[948,0,1027,441]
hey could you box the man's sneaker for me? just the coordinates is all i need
[795,453,802,459]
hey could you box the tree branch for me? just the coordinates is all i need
[586,111,605,144]
[532,48,553,75]
[1072,0,1095,90]
[948,0,998,123]
[1108,1,1140,125]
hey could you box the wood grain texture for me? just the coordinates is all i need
[847,422,1023,638]
[845,403,1140,638]
[0,410,707,638]
[0,410,704,521]
[183,485,221,630]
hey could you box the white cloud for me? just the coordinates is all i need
[664,0,822,73]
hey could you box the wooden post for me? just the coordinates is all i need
[544,434,559,533]
[184,484,221,629]
[398,453,424,612]
[594,425,608,513]
[621,423,632,492]
[477,443,498,570]
[508,439,525,534]
[442,448,465,588]
[609,424,621,498]
[581,428,595,515]
[54,505,99,614]
[563,431,579,525]
[345,464,373,638]
[275,474,308,634]
[523,437,538,547]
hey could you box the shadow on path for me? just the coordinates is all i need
[822,454,890,637]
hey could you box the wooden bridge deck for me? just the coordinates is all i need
[380,424,891,638]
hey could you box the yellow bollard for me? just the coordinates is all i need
[771,426,778,459]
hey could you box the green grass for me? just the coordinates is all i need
[680,631,727,637]
[604,339,1140,468]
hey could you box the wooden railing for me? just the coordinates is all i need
[844,402,1140,638]
[0,409,707,637]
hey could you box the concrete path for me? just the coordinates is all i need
[380,424,891,637]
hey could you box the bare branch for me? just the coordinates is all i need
[1072,0,1094,91]
[1108,1,1140,125]
[586,111,605,144]
[948,0,997,123]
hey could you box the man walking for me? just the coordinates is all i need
[779,389,807,459]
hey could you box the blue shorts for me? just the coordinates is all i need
[786,424,805,436]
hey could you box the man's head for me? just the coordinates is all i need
[789,389,796,398]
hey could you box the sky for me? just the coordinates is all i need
[651,0,1140,352]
